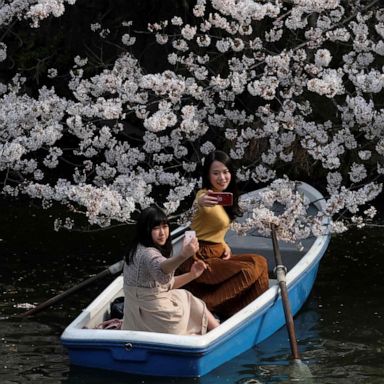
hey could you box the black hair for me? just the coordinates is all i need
[126,205,172,264]
[201,150,242,220]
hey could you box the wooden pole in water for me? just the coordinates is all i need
[271,224,300,361]
[18,260,124,317]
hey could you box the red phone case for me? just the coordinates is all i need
[209,192,233,206]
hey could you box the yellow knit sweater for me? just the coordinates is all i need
[190,189,230,244]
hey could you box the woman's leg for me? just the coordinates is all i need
[206,254,269,317]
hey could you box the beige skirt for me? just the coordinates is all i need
[122,285,208,335]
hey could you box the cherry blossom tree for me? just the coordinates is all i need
[0,0,383,241]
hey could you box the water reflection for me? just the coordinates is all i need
[1,199,384,383]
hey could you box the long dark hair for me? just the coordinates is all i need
[201,150,241,220]
[126,205,172,264]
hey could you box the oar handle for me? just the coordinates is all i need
[108,260,124,275]
[271,224,284,266]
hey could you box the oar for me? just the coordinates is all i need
[17,260,125,317]
[17,225,189,318]
[270,224,313,379]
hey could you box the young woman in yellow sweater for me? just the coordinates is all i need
[179,150,269,318]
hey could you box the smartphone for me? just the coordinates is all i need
[208,192,233,206]
[184,230,196,243]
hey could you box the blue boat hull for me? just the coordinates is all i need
[62,257,323,377]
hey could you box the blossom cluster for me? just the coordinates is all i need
[233,179,315,246]
[234,178,381,245]
[0,0,383,239]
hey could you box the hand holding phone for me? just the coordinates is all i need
[208,192,233,206]
[184,230,196,244]
[183,230,198,257]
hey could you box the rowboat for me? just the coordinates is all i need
[61,181,331,377]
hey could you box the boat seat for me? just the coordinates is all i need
[226,229,309,272]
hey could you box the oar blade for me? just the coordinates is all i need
[289,359,313,382]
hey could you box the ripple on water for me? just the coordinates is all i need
[0,320,69,383]
[298,337,384,384]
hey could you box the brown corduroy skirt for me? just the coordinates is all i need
[178,242,269,318]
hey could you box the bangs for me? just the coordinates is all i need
[149,209,169,229]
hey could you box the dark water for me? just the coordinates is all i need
[1,199,384,383]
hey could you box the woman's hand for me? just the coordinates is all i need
[180,237,199,259]
[198,190,218,207]
[222,243,232,260]
[172,258,207,288]
[162,237,199,276]
[190,260,207,278]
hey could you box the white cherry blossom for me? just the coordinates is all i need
[0,0,383,239]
